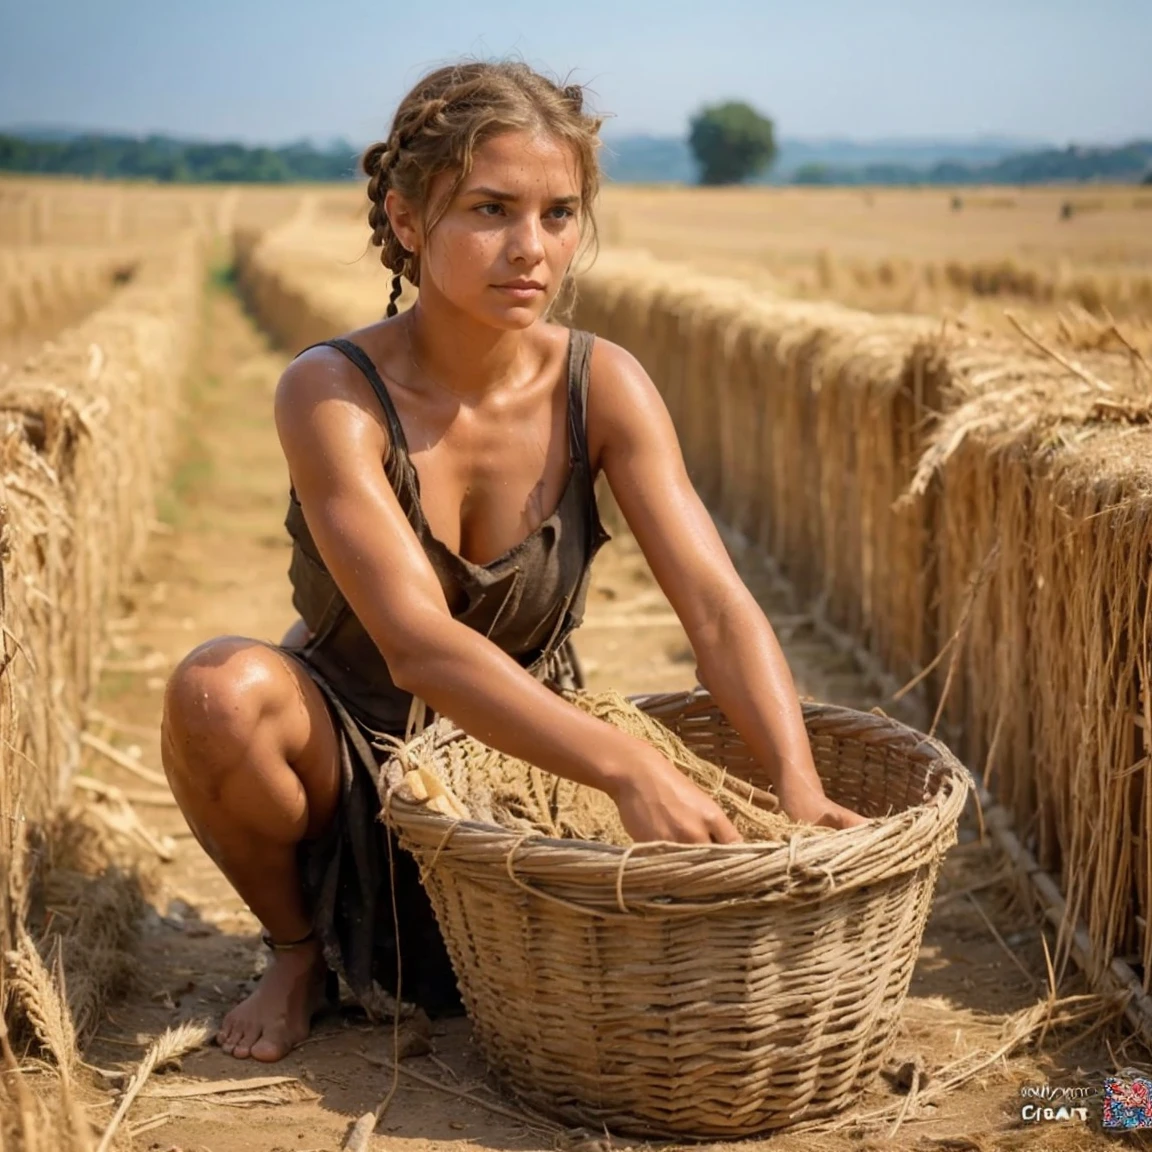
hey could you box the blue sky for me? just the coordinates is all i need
[1,0,1147,145]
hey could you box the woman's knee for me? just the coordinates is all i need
[163,637,286,766]
[162,637,339,836]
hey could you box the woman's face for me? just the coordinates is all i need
[393,129,584,330]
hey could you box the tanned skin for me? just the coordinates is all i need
[161,130,865,1064]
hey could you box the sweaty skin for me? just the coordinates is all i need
[162,127,863,1063]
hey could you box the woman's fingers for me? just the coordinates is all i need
[819,802,867,830]
[709,810,744,844]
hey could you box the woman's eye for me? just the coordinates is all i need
[476,203,504,216]
[547,206,575,220]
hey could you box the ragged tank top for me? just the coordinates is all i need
[283,328,611,733]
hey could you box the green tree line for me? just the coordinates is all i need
[3,125,1150,187]
[0,133,360,182]
[686,102,1152,187]
[790,141,1152,186]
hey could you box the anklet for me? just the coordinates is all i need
[261,928,317,952]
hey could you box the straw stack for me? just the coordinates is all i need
[0,247,138,354]
[574,251,1152,1002]
[905,332,1152,982]
[0,232,203,980]
[574,251,944,687]
[233,216,404,352]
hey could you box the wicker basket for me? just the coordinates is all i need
[380,689,970,1137]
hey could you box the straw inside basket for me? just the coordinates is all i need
[395,690,829,846]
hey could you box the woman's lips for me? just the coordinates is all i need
[493,283,545,299]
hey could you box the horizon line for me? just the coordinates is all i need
[6,122,1151,152]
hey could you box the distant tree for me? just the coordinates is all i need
[688,101,777,186]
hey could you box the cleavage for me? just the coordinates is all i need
[406,402,572,567]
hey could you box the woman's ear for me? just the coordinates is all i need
[384,188,420,254]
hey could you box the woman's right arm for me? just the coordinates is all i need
[275,350,739,845]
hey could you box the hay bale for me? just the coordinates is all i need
[0,230,204,1046]
[574,250,943,687]
[233,217,405,351]
[906,326,1152,985]
[575,249,1152,1010]
[0,248,139,357]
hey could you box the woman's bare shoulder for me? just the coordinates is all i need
[276,318,402,412]
[276,342,368,414]
[274,336,394,466]
[586,333,650,407]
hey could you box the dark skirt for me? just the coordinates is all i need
[285,640,584,1020]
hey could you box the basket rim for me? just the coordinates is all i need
[378,689,971,912]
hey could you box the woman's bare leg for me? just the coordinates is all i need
[161,635,340,1061]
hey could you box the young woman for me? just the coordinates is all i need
[161,61,864,1064]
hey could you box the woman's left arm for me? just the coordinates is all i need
[587,339,865,829]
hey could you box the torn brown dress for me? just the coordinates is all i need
[278,328,610,1017]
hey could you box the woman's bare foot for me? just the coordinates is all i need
[217,939,329,1061]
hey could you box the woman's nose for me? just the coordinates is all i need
[508,215,545,264]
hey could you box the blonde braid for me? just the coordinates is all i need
[363,135,413,302]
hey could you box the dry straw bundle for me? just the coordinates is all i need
[0,248,138,356]
[234,213,406,353]
[903,327,1152,989]
[399,690,803,844]
[0,232,204,1053]
[382,689,970,1137]
[574,251,944,693]
[573,251,1152,1011]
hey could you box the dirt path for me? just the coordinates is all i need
[81,275,1135,1151]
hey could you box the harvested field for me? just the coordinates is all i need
[58,274,1134,1151]
[4,176,1152,1148]
[598,184,1152,320]
[0,176,313,248]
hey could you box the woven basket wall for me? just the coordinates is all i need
[380,690,970,1137]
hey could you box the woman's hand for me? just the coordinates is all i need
[777,780,867,830]
[610,750,743,845]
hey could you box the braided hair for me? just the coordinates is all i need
[361,62,604,319]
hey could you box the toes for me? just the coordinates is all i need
[250,1032,290,1063]
[229,1021,262,1059]
[216,1019,237,1052]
